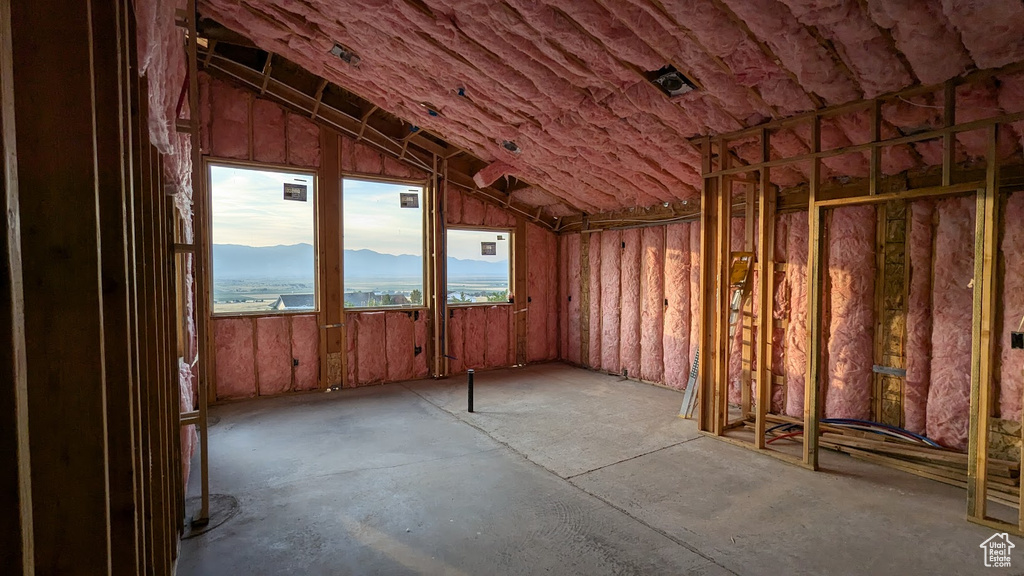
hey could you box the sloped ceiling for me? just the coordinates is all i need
[198,0,1024,215]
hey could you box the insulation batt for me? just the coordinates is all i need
[384,311,415,382]
[291,315,320,391]
[252,98,287,164]
[567,235,582,365]
[785,213,810,417]
[345,312,358,385]
[905,201,934,434]
[448,308,466,375]
[208,77,249,159]
[824,206,876,419]
[999,193,1024,421]
[771,214,790,414]
[559,235,569,359]
[527,223,556,362]
[213,318,256,400]
[485,306,511,368]
[864,0,971,84]
[940,0,1024,69]
[464,306,488,371]
[414,313,429,378]
[588,232,602,367]
[663,224,690,389]
[688,223,701,372]
[728,217,746,405]
[257,316,293,396]
[287,113,321,167]
[640,227,665,383]
[927,196,975,450]
[355,312,387,385]
[601,230,622,374]
[620,229,642,377]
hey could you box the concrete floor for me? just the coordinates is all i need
[180,363,1013,575]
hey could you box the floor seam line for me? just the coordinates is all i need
[401,382,738,575]
[564,435,704,479]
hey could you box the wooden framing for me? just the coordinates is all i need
[696,71,1021,533]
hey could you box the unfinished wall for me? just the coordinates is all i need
[213,314,320,400]
[905,201,934,434]
[563,222,701,390]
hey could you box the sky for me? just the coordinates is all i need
[210,167,511,262]
[211,165,316,247]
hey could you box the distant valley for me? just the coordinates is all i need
[212,243,508,280]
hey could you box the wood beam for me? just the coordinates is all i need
[804,117,822,470]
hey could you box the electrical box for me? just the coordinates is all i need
[1012,332,1024,349]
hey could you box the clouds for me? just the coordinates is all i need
[343,178,424,257]
[211,165,315,247]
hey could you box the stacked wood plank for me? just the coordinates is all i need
[820,433,1020,507]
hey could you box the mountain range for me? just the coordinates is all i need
[213,243,508,279]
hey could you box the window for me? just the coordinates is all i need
[343,178,424,308]
[209,163,317,315]
[446,228,511,305]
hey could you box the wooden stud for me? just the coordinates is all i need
[514,216,529,366]
[967,126,1001,524]
[310,78,328,120]
[755,130,774,449]
[741,174,755,420]
[943,81,955,187]
[804,116,823,470]
[698,138,715,433]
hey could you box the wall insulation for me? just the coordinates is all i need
[588,232,602,366]
[905,200,934,434]
[640,227,665,383]
[927,196,976,450]
[213,315,320,400]
[620,229,642,377]
[663,224,690,389]
[999,192,1024,421]
[527,222,559,363]
[784,213,810,417]
[567,234,582,365]
[600,230,623,374]
[824,205,876,420]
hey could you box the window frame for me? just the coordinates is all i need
[444,225,514,308]
[341,174,429,312]
[207,158,321,318]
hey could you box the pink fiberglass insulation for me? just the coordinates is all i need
[558,235,569,359]
[588,232,602,368]
[291,315,319,391]
[863,0,971,84]
[601,230,623,374]
[208,76,249,160]
[252,98,286,164]
[641,226,666,383]
[256,316,293,396]
[824,205,876,420]
[464,306,488,370]
[785,212,810,417]
[941,0,1024,69]
[688,223,701,369]
[382,155,424,180]
[179,359,197,485]
[719,0,860,104]
[999,193,1024,421]
[484,203,516,228]
[771,214,790,414]
[956,82,1021,161]
[462,195,486,227]
[566,234,582,365]
[446,187,463,225]
[473,161,514,188]
[527,223,557,362]
[998,72,1024,151]
[448,308,466,374]
[905,200,934,434]
[777,0,912,98]
[135,0,187,154]
[287,113,321,168]
[384,311,415,383]
[198,73,212,154]
[928,196,976,450]
[213,318,255,400]
[414,314,429,378]
[664,224,690,389]
[728,217,746,405]
[355,312,387,385]
[620,229,642,378]
[485,305,511,369]
[345,313,357,386]
[347,139,383,174]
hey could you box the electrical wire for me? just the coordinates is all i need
[766,431,803,445]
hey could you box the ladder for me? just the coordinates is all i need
[679,252,755,418]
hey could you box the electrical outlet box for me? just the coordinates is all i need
[1013,332,1024,349]
[293,358,299,366]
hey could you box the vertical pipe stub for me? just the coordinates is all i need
[467,369,474,413]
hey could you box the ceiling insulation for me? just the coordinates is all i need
[198,0,1024,214]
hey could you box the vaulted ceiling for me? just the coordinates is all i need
[198,0,1024,215]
